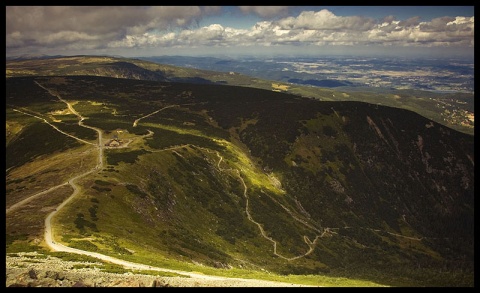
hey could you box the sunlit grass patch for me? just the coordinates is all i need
[272,83,290,92]
[213,138,285,195]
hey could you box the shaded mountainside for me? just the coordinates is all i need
[6,55,474,136]
[5,55,242,85]
[6,76,474,286]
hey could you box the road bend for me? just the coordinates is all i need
[33,83,312,285]
[35,86,241,281]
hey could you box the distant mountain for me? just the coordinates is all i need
[6,73,474,286]
[6,55,473,136]
[6,54,63,61]
[5,55,242,84]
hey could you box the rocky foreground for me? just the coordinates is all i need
[6,252,311,287]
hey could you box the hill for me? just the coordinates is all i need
[6,74,474,287]
[6,55,474,136]
[5,56,474,287]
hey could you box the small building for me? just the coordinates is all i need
[105,138,121,147]
[109,140,120,147]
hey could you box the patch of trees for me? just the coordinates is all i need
[6,122,82,170]
[74,213,98,233]
[106,149,148,165]
[125,184,148,199]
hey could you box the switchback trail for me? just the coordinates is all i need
[30,83,310,287]
[8,81,422,286]
[205,148,323,261]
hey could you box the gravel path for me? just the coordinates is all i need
[10,84,315,288]
[6,252,315,287]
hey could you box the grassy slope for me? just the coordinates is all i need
[6,56,474,136]
[6,76,474,287]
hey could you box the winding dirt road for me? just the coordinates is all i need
[30,83,310,286]
[6,182,69,215]
[9,82,419,286]
[212,149,322,261]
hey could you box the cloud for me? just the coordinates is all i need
[399,16,422,28]
[6,6,217,51]
[6,6,218,34]
[238,6,290,18]
[5,6,474,56]
[276,9,377,31]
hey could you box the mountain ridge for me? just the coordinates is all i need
[6,61,474,286]
[6,55,474,136]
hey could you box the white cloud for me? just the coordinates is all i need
[277,9,376,31]
[6,6,474,57]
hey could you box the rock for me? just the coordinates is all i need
[57,272,66,281]
[8,283,28,287]
[212,261,232,269]
[6,254,312,287]
[72,280,89,287]
[153,279,169,287]
[28,269,37,279]
[45,270,58,279]
[148,279,155,287]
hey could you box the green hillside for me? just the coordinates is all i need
[6,75,474,286]
[6,55,474,136]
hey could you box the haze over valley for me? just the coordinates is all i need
[139,55,474,93]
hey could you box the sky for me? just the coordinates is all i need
[5,6,475,59]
